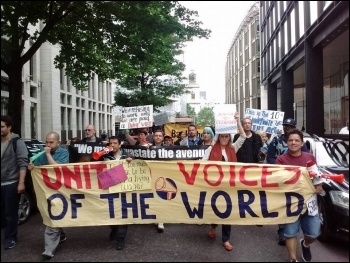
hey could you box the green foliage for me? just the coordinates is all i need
[1,1,211,133]
[186,104,196,118]
[196,106,215,126]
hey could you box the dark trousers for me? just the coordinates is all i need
[211,224,231,243]
[110,225,128,241]
[1,183,19,242]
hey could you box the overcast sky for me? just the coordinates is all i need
[179,1,255,103]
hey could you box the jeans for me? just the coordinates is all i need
[43,226,64,254]
[211,224,231,243]
[110,225,128,241]
[284,213,321,238]
[1,183,19,243]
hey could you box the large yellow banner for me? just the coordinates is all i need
[31,160,315,227]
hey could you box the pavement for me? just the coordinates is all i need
[1,211,349,262]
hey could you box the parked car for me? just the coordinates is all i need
[18,139,45,225]
[304,134,349,243]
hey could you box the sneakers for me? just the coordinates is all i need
[300,238,312,262]
[116,240,125,250]
[59,235,67,244]
[277,228,286,246]
[4,240,16,250]
[157,223,164,233]
[42,251,54,259]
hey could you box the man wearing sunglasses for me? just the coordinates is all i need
[81,124,103,144]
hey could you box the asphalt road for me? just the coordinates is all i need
[1,211,348,262]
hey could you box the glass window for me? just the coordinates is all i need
[283,21,288,55]
[290,8,296,47]
[310,1,318,26]
[324,1,332,10]
[299,1,305,37]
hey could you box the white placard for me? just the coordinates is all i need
[245,108,284,135]
[120,105,153,129]
[214,104,237,134]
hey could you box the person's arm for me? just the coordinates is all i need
[236,113,244,135]
[16,140,28,193]
[232,112,246,152]
[46,148,69,164]
[17,169,26,193]
[124,130,137,145]
[201,146,213,161]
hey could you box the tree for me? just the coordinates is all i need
[196,106,215,126]
[1,1,210,134]
[113,34,188,109]
[186,104,196,123]
[113,3,210,110]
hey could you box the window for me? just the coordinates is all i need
[191,92,195,100]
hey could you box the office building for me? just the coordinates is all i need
[260,1,349,135]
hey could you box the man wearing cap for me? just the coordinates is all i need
[163,134,173,146]
[266,118,309,246]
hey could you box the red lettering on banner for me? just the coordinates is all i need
[178,162,301,187]
[41,168,62,190]
[82,164,92,189]
[239,165,259,186]
[177,162,201,185]
[40,163,108,190]
[283,168,301,184]
[261,166,278,187]
[203,164,224,186]
[228,165,237,186]
[61,166,84,189]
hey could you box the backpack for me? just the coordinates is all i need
[11,137,20,153]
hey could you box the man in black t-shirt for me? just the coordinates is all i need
[233,117,262,163]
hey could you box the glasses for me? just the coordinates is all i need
[203,132,209,134]
[84,129,92,132]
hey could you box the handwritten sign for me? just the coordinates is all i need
[109,160,152,192]
[214,104,237,134]
[120,105,153,129]
[245,108,284,135]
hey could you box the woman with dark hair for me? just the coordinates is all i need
[174,131,186,145]
[201,112,245,251]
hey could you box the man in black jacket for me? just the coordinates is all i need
[233,117,262,163]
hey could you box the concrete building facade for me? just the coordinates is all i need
[225,2,260,115]
[1,23,115,142]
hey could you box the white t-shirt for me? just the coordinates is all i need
[339,127,349,134]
